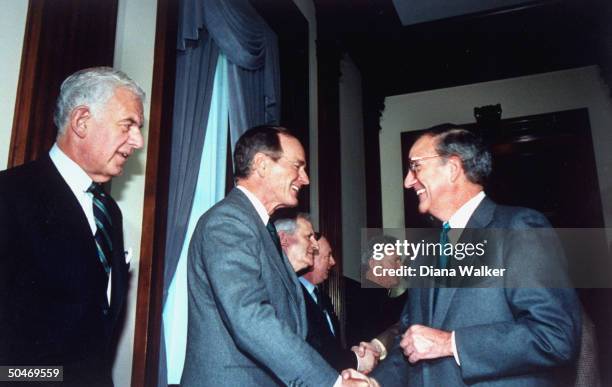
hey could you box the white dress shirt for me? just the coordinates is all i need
[49,143,97,234]
[447,190,486,243]
[237,185,269,225]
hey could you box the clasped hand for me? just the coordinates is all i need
[399,324,453,363]
[350,340,381,374]
[340,369,380,387]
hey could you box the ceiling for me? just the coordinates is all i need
[391,0,535,26]
[313,0,612,96]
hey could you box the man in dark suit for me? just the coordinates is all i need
[182,126,372,386]
[275,216,378,374]
[0,67,145,386]
[371,126,581,386]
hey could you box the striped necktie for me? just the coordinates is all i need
[88,183,113,275]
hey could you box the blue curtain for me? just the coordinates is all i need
[160,0,281,384]
[164,55,229,384]
[199,0,281,144]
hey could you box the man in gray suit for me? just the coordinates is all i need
[182,126,372,386]
[370,126,581,386]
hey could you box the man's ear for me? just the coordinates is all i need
[252,152,268,178]
[69,106,91,139]
[279,232,290,248]
[447,156,463,183]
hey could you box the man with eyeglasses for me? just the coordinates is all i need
[370,124,581,386]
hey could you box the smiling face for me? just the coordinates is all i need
[305,236,336,285]
[79,87,144,182]
[403,134,454,221]
[265,134,310,210]
[283,217,319,272]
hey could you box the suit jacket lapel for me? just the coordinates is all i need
[259,223,301,305]
[431,197,496,327]
[108,203,128,317]
[465,196,495,229]
[230,189,304,323]
[424,287,434,326]
[39,156,99,261]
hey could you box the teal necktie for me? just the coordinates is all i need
[433,222,451,308]
[88,183,113,275]
[438,222,451,270]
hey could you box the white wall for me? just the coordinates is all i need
[0,0,28,169]
[380,66,612,231]
[111,0,157,385]
[291,0,320,229]
[339,54,367,281]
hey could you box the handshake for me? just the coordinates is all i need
[336,340,383,387]
[339,368,380,387]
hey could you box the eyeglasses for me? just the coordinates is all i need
[408,154,442,173]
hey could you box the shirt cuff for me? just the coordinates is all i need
[371,338,388,360]
[451,331,461,366]
[333,375,343,387]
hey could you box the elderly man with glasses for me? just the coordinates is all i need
[370,124,581,387]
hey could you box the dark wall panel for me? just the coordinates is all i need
[9,0,118,167]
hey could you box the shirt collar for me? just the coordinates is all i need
[448,191,486,229]
[236,185,269,225]
[49,143,93,195]
[299,276,316,295]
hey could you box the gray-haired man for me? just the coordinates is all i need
[0,67,144,386]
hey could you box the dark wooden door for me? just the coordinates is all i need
[9,0,118,167]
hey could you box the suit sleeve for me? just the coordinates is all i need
[315,342,357,372]
[0,188,10,362]
[369,301,412,386]
[455,210,581,383]
[374,322,402,354]
[193,213,338,386]
[370,332,411,386]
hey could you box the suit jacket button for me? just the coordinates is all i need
[103,307,110,315]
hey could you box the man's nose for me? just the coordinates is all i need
[404,169,417,189]
[311,237,319,251]
[129,127,144,149]
[300,169,310,185]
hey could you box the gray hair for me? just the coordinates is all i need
[424,125,492,185]
[54,67,145,136]
[274,213,311,235]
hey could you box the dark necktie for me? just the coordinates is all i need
[88,183,113,275]
[313,286,323,308]
[434,222,451,308]
[266,220,283,258]
[313,287,335,336]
